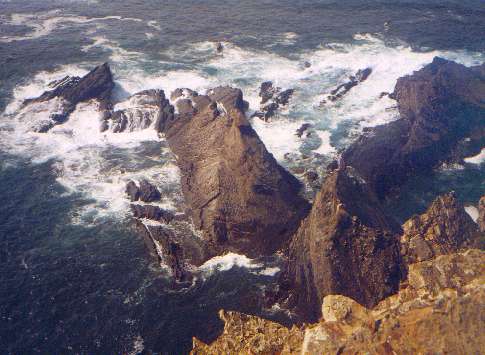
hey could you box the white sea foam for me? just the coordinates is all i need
[464,206,479,223]
[313,130,336,155]
[464,148,485,165]
[1,11,144,43]
[197,252,280,278]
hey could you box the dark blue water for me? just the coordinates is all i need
[1,1,484,353]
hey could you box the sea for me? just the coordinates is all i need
[0,1,484,353]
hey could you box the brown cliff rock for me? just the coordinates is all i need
[401,192,482,264]
[192,249,485,355]
[479,195,485,233]
[283,167,402,321]
[342,57,485,199]
[165,86,310,258]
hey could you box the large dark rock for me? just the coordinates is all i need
[400,192,483,265]
[165,86,310,258]
[105,89,175,133]
[22,63,114,132]
[125,180,161,203]
[342,58,485,199]
[282,167,402,321]
[130,204,175,224]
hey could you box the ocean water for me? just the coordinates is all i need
[0,1,484,353]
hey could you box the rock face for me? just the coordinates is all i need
[23,63,114,132]
[342,58,485,199]
[320,68,372,105]
[479,195,485,233]
[104,89,175,133]
[165,86,310,258]
[252,81,294,121]
[283,167,402,321]
[401,192,482,264]
[192,249,485,355]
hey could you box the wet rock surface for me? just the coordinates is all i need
[252,81,294,121]
[125,180,161,203]
[22,63,114,132]
[192,249,485,355]
[320,68,372,105]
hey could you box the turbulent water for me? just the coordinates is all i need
[0,1,484,354]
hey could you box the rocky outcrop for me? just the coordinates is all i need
[479,195,485,233]
[401,192,482,264]
[191,310,305,354]
[165,86,310,258]
[282,167,402,321]
[135,220,211,283]
[342,58,485,199]
[125,180,161,202]
[130,204,175,224]
[103,89,175,133]
[192,249,485,354]
[320,68,372,105]
[252,82,294,121]
[23,63,114,132]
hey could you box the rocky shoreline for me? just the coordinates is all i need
[19,56,485,353]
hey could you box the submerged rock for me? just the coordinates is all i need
[165,86,310,258]
[283,167,402,321]
[22,63,114,132]
[342,57,485,199]
[401,192,483,264]
[320,67,372,105]
[192,249,485,355]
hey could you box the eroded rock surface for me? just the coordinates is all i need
[283,167,402,321]
[342,57,485,198]
[165,86,310,258]
[401,192,483,264]
[192,250,485,355]
[479,195,485,233]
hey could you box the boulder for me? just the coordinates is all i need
[125,180,161,203]
[342,58,485,198]
[282,166,402,321]
[165,86,310,258]
[130,204,175,224]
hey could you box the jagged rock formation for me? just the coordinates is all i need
[320,68,372,105]
[102,89,175,133]
[282,167,402,321]
[342,57,485,198]
[401,192,482,264]
[164,86,310,258]
[479,195,485,233]
[125,180,161,203]
[22,63,114,132]
[191,310,305,354]
[192,249,485,355]
[252,81,294,121]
